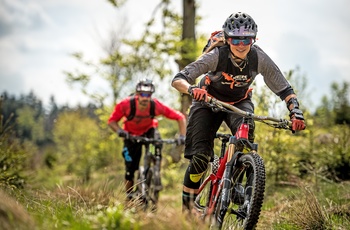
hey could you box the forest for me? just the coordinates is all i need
[1,75,350,230]
[1,0,350,229]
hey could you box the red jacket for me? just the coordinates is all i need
[108,95,185,136]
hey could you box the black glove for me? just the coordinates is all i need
[188,86,208,101]
[289,108,306,131]
[117,129,129,139]
[176,135,186,145]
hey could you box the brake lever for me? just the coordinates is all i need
[201,100,226,113]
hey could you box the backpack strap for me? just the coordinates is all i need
[126,96,155,121]
[126,97,136,121]
[150,99,155,119]
[215,46,230,72]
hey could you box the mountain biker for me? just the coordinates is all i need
[171,12,306,213]
[108,78,187,197]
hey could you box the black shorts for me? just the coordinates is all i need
[184,100,254,159]
[122,128,161,181]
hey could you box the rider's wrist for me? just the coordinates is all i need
[286,97,300,111]
[187,85,198,94]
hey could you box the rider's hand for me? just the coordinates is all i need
[176,135,186,145]
[289,108,306,132]
[117,129,129,139]
[188,86,208,101]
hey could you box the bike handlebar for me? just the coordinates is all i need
[206,96,292,130]
[128,135,177,144]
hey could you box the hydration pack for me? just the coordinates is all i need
[126,96,156,121]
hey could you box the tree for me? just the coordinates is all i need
[331,81,350,125]
[176,0,197,115]
[53,110,114,182]
[66,1,184,107]
[314,81,350,126]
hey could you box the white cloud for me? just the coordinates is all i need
[0,0,349,110]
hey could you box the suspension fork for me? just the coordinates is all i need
[206,136,237,216]
[218,137,243,224]
[141,144,151,197]
[153,146,162,188]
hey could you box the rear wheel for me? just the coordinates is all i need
[215,152,266,229]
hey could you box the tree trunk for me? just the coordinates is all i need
[179,0,196,117]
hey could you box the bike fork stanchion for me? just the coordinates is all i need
[154,153,162,191]
[217,149,243,226]
[217,156,237,225]
[141,146,151,205]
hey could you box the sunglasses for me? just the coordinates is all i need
[140,92,152,98]
[229,38,253,46]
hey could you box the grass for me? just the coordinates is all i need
[260,181,350,230]
[1,165,350,230]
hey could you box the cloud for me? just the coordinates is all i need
[0,0,349,110]
[0,0,52,37]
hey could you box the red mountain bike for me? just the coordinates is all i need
[194,96,292,229]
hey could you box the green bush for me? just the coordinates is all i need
[0,119,26,189]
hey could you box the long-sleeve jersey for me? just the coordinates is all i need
[172,44,294,102]
[108,95,185,136]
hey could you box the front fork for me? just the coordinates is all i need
[217,136,241,224]
[141,145,151,199]
[217,129,258,225]
[153,147,162,190]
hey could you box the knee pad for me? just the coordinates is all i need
[183,153,210,188]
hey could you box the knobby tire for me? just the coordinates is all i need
[137,166,157,211]
[215,152,266,230]
[147,167,160,207]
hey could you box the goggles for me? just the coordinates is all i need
[229,37,253,46]
[139,92,152,98]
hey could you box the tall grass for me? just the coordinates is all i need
[264,182,350,230]
[287,187,331,229]
[1,163,350,229]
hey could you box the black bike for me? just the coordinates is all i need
[129,136,177,211]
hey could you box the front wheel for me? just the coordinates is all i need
[215,152,266,230]
[136,166,157,211]
[147,167,160,209]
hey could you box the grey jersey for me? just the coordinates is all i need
[173,44,293,101]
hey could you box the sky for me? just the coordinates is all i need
[1,0,349,110]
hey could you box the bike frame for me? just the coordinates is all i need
[130,136,176,208]
[139,141,162,201]
[197,119,256,216]
[195,96,292,226]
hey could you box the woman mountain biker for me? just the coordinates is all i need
[171,12,306,214]
[108,79,186,198]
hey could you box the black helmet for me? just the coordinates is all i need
[223,12,258,38]
[136,78,155,93]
